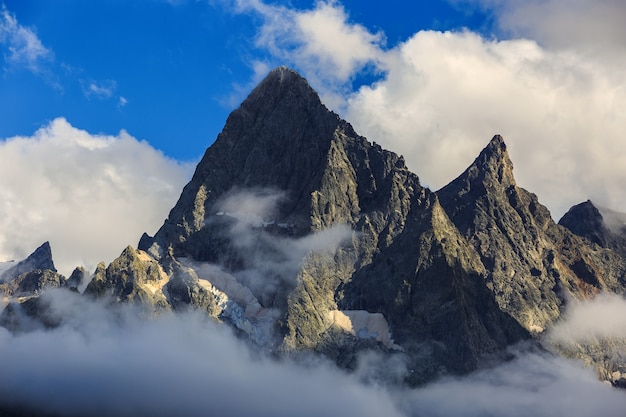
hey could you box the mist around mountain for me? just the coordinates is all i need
[2,67,626,416]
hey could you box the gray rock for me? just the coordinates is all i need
[560,200,626,256]
[0,242,56,283]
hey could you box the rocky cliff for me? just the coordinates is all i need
[3,67,626,387]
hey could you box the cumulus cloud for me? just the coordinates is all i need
[1,289,625,416]
[0,118,192,275]
[0,5,52,73]
[233,0,384,108]
[233,0,626,219]
[346,30,626,218]
[461,0,626,58]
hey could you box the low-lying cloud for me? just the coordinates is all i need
[210,188,352,299]
[1,289,625,417]
[547,293,626,343]
[0,118,192,275]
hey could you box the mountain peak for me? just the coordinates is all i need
[559,200,626,254]
[437,135,516,206]
[266,66,302,82]
[243,66,323,112]
[0,241,56,283]
[473,134,515,186]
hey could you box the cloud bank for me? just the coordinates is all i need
[0,118,192,275]
[1,289,625,416]
[235,0,626,219]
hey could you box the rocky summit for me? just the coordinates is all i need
[3,67,626,387]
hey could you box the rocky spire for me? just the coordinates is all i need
[0,241,56,283]
[559,200,606,246]
[560,200,626,256]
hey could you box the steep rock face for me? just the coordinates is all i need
[145,67,347,257]
[84,246,170,313]
[134,68,538,383]
[8,67,616,387]
[437,136,626,333]
[0,242,56,283]
[141,67,427,354]
[2,270,66,297]
[338,194,529,384]
[0,242,64,298]
[559,200,626,256]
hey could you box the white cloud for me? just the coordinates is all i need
[346,30,626,218]
[548,293,626,342]
[0,5,52,73]
[0,118,193,275]
[397,345,626,416]
[234,0,384,108]
[1,289,625,416]
[83,79,117,99]
[0,289,404,417]
[234,0,626,220]
[463,0,626,58]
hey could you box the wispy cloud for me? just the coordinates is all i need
[0,5,53,73]
[82,79,117,99]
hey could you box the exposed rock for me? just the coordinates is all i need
[560,200,626,257]
[339,194,529,384]
[63,266,87,291]
[58,67,626,387]
[0,242,56,283]
[84,246,170,314]
[130,69,537,384]
[437,136,626,333]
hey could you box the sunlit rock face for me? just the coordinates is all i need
[3,67,626,388]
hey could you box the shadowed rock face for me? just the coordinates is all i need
[136,68,535,384]
[559,200,626,257]
[0,242,56,283]
[437,136,626,333]
[4,67,626,387]
[0,243,64,298]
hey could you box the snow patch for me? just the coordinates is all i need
[179,258,276,345]
[327,310,399,349]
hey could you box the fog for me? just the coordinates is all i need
[1,289,626,416]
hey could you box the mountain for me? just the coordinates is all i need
[0,242,66,298]
[0,241,56,283]
[3,67,626,388]
[559,200,626,257]
[437,137,626,331]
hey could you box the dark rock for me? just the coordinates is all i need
[559,200,626,256]
[0,242,56,283]
[63,266,87,290]
[437,135,626,333]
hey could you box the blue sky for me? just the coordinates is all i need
[1,0,626,273]
[0,0,494,161]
